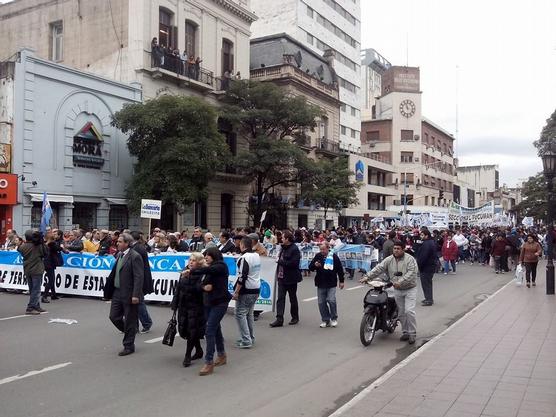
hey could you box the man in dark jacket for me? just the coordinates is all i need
[104,233,144,356]
[270,231,302,327]
[416,229,436,306]
[131,231,154,333]
[66,230,84,253]
[217,231,235,254]
[41,230,63,303]
[309,243,344,328]
[18,230,48,315]
[97,230,112,256]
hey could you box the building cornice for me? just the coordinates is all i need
[210,0,257,23]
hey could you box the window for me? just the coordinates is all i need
[306,32,314,45]
[50,21,63,62]
[339,77,357,93]
[401,130,414,141]
[72,203,97,230]
[222,39,234,74]
[185,20,197,56]
[159,8,177,49]
[431,196,435,206]
[404,194,414,206]
[401,173,414,183]
[307,5,314,18]
[351,129,357,139]
[401,152,413,163]
[109,205,128,230]
[341,125,347,135]
[366,130,379,141]
[351,107,356,116]
[314,12,358,50]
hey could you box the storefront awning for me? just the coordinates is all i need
[105,198,128,205]
[29,193,74,204]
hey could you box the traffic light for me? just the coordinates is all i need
[439,189,444,200]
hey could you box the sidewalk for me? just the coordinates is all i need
[334,265,556,417]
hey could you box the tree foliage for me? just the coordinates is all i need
[220,80,324,225]
[112,95,229,213]
[534,108,556,155]
[515,172,547,220]
[303,157,361,221]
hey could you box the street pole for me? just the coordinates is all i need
[546,174,555,295]
[403,171,407,227]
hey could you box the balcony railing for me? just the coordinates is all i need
[316,138,341,155]
[144,50,215,89]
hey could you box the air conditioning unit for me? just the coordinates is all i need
[414,135,420,141]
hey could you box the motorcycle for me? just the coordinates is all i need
[360,280,399,346]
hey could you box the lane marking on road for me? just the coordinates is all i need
[144,336,163,344]
[0,314,31,321]
[302,296,318,302]
[346,285,364,291]
[0,362,72,386]
[328,278,515,417]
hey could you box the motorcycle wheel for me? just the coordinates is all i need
[360,311,377,346]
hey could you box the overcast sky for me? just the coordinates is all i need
[361,0,556,187]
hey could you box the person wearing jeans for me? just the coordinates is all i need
[196,248,231,376]
[18,230,48,315]
[309,243,344,328]
[441,232,458,275]
[233,237,261,348]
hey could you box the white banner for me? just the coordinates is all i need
[140,199,162,219]
[448,201,495,226]
[0,252,276,312]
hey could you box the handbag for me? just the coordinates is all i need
[162,310,177,347]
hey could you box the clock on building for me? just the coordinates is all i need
[399,99,416,118]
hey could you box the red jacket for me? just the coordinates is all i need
[442,239,458,261]
[491,239,507,257]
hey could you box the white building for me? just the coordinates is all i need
[250,0,362,151]
[360,48,391,120]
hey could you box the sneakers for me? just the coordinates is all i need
[532,282,536,287]
[41,296,50,304]
[330,319,338,327]
[236,341,252,349]
[320,321,330,328]
[139,327,151,334]
[399,334,410,341]
[288,318,299,325]
[35,307,47,313]
[443,272,448,275]
[25,309,39,315]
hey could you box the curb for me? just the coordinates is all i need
[328,277,515,417]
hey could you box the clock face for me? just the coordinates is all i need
[399,99,416,118]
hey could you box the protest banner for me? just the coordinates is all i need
[0,252,275,312]
[448,201,495,226]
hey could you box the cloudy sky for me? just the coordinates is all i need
[361,0,556,187]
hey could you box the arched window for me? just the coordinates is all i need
[159,8,176,50]
[185,20,198,57]
[221,39,234,75]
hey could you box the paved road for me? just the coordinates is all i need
[0,264,512,417]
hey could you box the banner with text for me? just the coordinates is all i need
[448,201,495,226]
[0,252,275,312]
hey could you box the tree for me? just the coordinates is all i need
[534,108,556,155]
[220,80,324,226]
[112,95,230,213]
[515,172,547,220]
[303,157,361,223]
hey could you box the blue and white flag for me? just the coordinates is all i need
[40,192,53,234]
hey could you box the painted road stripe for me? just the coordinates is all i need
[0,362,72,386]
[144,336,164,344]
[302,296,318,302]
[328,279,514,417]
[346,285,364,291]
[0,311,48,321]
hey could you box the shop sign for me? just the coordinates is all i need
[0,173,18,205]
[73,122,104,169]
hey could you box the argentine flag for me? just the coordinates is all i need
[40,192,53,234]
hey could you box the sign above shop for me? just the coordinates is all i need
[73,122,104,169]
[0,173,18,205]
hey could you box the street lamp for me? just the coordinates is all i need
[541,143,556,295]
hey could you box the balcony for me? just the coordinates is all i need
[316,138,342,156]
[140,50,216,92]
[250,64,339,100]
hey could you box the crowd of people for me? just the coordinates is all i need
[151,37,204,81]
[4,222,551,376]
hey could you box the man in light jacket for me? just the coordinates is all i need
[361,240,419,344]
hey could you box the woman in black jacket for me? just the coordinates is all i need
[171,252,206,368]
[193,247,231,376]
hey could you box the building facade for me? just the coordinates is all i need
[0,49,142,238]
[0,0,257,232]
[361,66,457,213]
[250,33,342,229]
[360,48,390,121]
[250,0,362,152]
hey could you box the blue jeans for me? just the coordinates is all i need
[235,293,258,344]
[27,274,43,310]
[443,260,456,273]
[138,302,152,330]
[204,305,227,364]
[317,287,337,322]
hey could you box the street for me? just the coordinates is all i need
[0,264,513,417]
